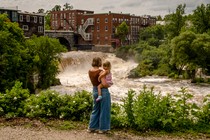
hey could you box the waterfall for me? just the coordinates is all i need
[50,51,210,103]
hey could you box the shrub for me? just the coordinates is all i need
[24,90,63,118]
[0,81,30,118]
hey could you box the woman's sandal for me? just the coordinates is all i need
[87,129,96,133]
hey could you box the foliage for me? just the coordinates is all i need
[0,14,31,92]
[0,82,209,133]
[192,4,210,34]
[164,4,187,39]
[170,31,210,78]
[52,5,62,11]
[51,3,73,11]
[0,81,30,118]
[111,86,210,133]
[116,21,129,46]
[45,11,51,30]
[139,24,165,47]
[24,90,92,121]
[63,3,73,10]
[25,36,67,89]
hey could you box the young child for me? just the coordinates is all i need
[96,60,113,102]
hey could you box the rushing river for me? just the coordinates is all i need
[50,51,210,103]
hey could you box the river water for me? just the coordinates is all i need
[50,51,210,103]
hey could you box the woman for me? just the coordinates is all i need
[88,57,111,133]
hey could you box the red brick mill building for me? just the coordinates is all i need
[50,9,156,51]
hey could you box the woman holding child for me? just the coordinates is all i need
[87,57,112,133]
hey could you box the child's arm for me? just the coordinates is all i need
[98,70,108,82]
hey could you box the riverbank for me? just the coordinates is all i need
[0,118,209,140]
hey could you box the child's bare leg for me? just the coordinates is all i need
[96,84,103,102]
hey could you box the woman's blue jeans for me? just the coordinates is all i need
[88,86,111,131]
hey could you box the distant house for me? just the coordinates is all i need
[0,7,19,22]
[18,12,45,37]
[0,7,45,37]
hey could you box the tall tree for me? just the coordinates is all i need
[116,21,129,46]
[192,4,210,34]
[25,36,67,89]
[165,4,186,39]
[45,10,51,30]
[139,24,165,47]
[170,31,197,75]
[0,14,31,92]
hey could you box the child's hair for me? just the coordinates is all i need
[92,57,102,67]
[103,61,111,70]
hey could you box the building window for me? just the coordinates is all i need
[81,19,84,24]
[39,17,42,24]
[34,16,37,23]
[97,18,100,23]
[63,20,66,27]
[97,25,99,31]
[26,15,30,22]
[38,26,43,32]
[112,27,115,33]
[19,15,23,22]
[105,18,108,23]
[22,25,28,31]
[55,14,57,20]
[105,26,108,31]
[61,20,63,27]
[60,13,63,19]
[12,11,17,18]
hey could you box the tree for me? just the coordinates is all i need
[170,31,210,78]
[45,10,51,30]
[52,5,61,11]
[116,21,129,46]
[38,8,45,13]
[192,4,210,34]
[0,14,31,92]
[63,3,73,10]
[191,33,210,74]
[170,31,197,75]
[164,4,186,39]
[25,36,67,89]
[139,24,165,47]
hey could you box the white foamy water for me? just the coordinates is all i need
[50,51,210,103]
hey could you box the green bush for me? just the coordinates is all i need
[24,90,92,121]
[111,86,210,133]
[58,90,93,121]
[24,90,63,118]
[0,81,30,118]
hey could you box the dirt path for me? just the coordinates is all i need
[0,118,209,140]
[0,126,209,140]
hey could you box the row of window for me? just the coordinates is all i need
[19,15,43,23]
[22,25,43,32]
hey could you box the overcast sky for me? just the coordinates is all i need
[1,0,209,16]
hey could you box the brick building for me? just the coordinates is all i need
[0,7,44,37]
[50,9,156,50]
[18,12,44,37]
